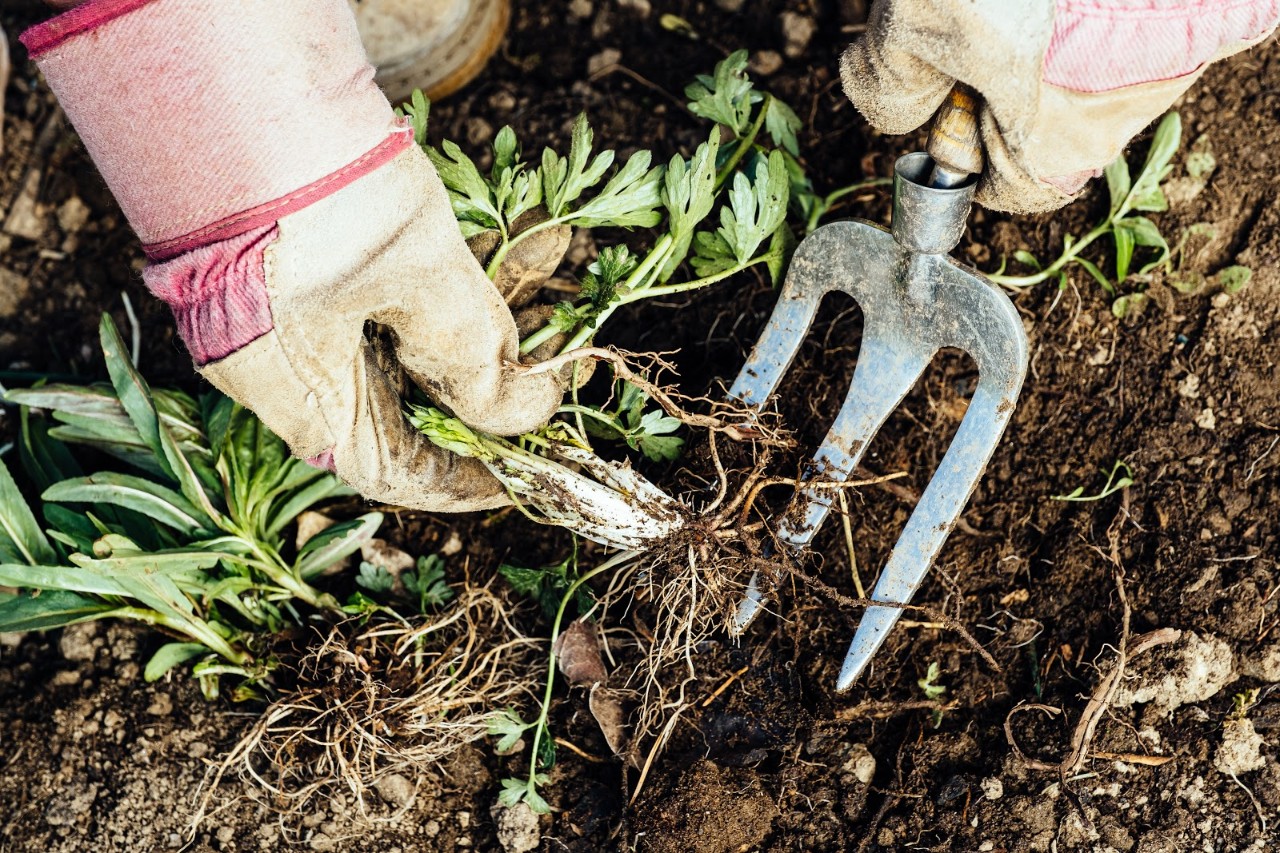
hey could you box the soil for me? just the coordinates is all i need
[3,1,1280,851]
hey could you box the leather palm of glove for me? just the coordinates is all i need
[843,0,1280,214]
[24,0,564,512]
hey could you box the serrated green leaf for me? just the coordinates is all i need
[1185,149,1216,181]
[488,708,530,754]
[497,778,529,809]
[684,49,754,135]
[659,136,721,280]
[498,563,545,598]
[633,434,684,463]
[543,114,615,218]
[493,125,519,174]
[0,589,113,632]
[356,561,395,594]
[1168,270,1205,294]
[764,96,802,155]
[765,223,796,287]
[428,140,502,227]
[144,642,209,682]
[548,302,583,334]
[0,456,56,566]
[692,149,789,276]
[295,512,382,579]
[569,149,663,229]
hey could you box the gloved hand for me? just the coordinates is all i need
[842,0,1280,213]
[23,0,564,512]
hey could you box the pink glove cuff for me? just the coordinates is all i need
[23,0,407,258]
[141,224,276,365]
[1046,0,1280,93]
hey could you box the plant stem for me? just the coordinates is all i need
[988,221,1109,288]
[715,94,771,192]
[112,606,251,665]
[486,216,563,279]
[805,177,893,234]
[522,549,639,801]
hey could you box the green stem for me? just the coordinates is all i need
[619,250,777,303]
[486,216,564,279]
[805,177,893,234]
[235,537,339,613]
[715,94,771,192]
[988,221,1109,288]
[523,550,639,800]
[112,606,251,666]
[557,235,676,355]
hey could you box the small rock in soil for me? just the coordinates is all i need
[568,0,593,19]
[588,47,622,76]
[1239,642,1280,681]
[714,0,746,11]
[375,773,416,808]
[0,266,29,317]
[1114,631,1236,714]
[492,801,541,853]
[840,743,875,785]
[779,12,816,59]
[980,777,1004,800]
[1214,719,1266,775]
[750,50,784,76]
[145,693,173,717]
[4,169,47,242]
[617,0,651,18]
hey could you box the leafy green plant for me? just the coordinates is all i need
[990,112,1182,296]
[1051,460,1134,503]
[488,548,632,814]
[917,661,948,728]
[562,378,684,463]
[0,315,380,698]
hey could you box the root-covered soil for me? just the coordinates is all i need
[3,1,1280,850]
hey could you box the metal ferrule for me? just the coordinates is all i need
[891,151,976,255]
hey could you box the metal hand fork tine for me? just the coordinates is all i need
[725,86,1029,691]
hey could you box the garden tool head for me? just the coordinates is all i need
[728,87,1028,691]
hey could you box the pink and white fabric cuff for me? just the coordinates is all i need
[1045,0,1280,93]
[22,0,411,259]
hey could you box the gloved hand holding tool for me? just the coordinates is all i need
[22,0,564,513]
[728,0,1279,689]
[843,0,1280,213]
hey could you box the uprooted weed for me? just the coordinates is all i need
[193,580,541,831]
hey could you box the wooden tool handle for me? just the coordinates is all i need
[926,84,983,180]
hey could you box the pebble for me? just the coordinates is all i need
[587,48,622,76]
[217,827,235,845]
[840,744,876,785]
[714,0,746,10]
[57,197,91,233]
[457,811,471,829]
[981,777,1004,800]
[375,773,416,808]
[60,623,100,663]
[4,168,46,241]
[0,267,28,318]
[423,819,441,838]
[617,0,651,16]
[466,117,494,147]
[750,50,784,76]
[568,0,593,19]
[493,801,541,853]
[779,12,817,59]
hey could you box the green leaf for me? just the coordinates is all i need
[492,125,519,174]
[1137,112,1182,190]
[1012,250,1043,272]
[633,434,684,463]
[659,136,721,280]
[1130,184,1168,212]
[570,149,663,229]
[1073,256,1114,295]
[543,114,616,218]
[1218,265,1253,294]
[100,314,173,480]
[394,89,431,148]
[1104,158,1131,214]
[1168,270,1205,294]
[548,302,584,334]
[0,561,134,598]
[428,140,502,228]
[405,554,453,608]
[1185,148,1216,181]
[0,456,57,566]
[498,562,545,598]
[692,150,789,276]
[144,642,209,682]
[764,223,796,288]
[43,473,212,535]
[264,472,353,539]
[764,96,802,156]
[497,778,530,809]
[356,561,395,594]
[684,49,754,135]
[295,512,382,579]
[17,405,82,493]
[488,708,530,754]
[1111,292,1148,319]
[0,589,113,632]
[1113,224,1135,282]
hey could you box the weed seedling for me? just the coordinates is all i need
[989,112,1181,298]
[1051,460,1134,502]
[918,661,948,728]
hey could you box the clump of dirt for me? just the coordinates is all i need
[633,759,778,853]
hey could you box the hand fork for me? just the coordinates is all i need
[728,87,1028,691]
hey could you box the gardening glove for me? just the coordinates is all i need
[22,0,565,512]
[842,0,1280,214]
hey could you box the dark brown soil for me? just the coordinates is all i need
[4,1,1279,851]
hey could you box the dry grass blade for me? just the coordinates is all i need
[192,583,541,832]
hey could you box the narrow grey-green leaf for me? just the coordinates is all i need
[44,473,211,535]
[145,642,210,682]
[295,512,383,579]
[0,456,56,566]
[0,589,113,632]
